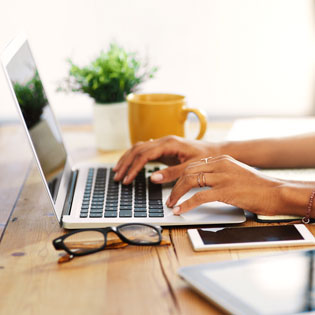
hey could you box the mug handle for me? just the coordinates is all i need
[183,108,207,139]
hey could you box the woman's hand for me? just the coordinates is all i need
[167,155,286,216]
[113,136,220,185]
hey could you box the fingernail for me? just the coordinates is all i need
[173,206,181,215]
[123,176,129,184]
[166,196,170,206]
[151,173,163,182]
[114,173,119,181]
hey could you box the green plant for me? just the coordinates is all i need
[60,43,158,103]
[14,71,48,129]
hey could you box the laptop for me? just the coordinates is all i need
[1,34,245,228]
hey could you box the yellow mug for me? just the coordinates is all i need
[127,93,207,144]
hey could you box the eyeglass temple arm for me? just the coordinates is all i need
[63,238,171,249]
[69,240,128,249]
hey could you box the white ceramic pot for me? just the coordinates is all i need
[93,101,130,151]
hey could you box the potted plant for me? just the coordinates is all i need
[60,43,157,150]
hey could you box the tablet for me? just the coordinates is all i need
[188,224,315,251]
[178,249,315,315]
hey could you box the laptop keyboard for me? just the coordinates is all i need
[80,168,164,219]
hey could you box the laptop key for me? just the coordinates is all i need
[134,212,147,218]
[92,198,104,202]
[134,206,147,211]
[80,213,88,218]
[149,213,164,218]
[89,213,103,218]
[149,199,163,205]
[121,196,132,201]
[105,206,118,212]
[92,201,104,205]
[149,204,163,209]
[135,200,147,207]
[120,205,132,211]
[106,195,119,200]
[120,200,132,205]
[91,205,104,209]
[106,202,118,208]
[92,198,104,205]
[105,211,117,217]
[119,210,132,217]
[93,191,105,196]
[149,208,164,213]
[90,211,103,215]
[91,207,103,212]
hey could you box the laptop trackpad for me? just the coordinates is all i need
[163,187,246,224]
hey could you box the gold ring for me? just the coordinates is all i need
[197,172,206,187]
[197,173,202,187]
[202,173,206,187]
[149,138,154,142]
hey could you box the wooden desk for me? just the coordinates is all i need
[1,123,315,315]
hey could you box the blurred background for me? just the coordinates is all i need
[0,0,314,123]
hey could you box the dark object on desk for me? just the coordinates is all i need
[254,213,315,223]
[179,249,315,315]
[188,224,315,251]
[53,223,170,263]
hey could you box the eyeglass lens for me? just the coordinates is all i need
[117,224,160,244]
[64,230,106,254]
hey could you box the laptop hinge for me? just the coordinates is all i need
[61,170,79,218]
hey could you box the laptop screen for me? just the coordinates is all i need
[4,40,67,199]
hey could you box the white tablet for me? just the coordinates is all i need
[178,249,315,314]
[188,224,315,251]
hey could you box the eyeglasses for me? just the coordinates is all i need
[53,223,169,263]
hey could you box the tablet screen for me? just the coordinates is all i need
[200,250,315,314]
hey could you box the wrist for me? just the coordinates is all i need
[277,184,315,218]
[216,141,244,161]
[215,139,281,167]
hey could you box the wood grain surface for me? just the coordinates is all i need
[0,124,31,238]
[1,123,315,315]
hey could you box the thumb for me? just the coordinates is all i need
[150,163,188,183]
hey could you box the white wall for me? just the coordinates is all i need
[0,0,314,122]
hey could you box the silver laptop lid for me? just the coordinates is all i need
[1,34,72,223]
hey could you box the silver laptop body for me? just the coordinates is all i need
[1,34,245,228]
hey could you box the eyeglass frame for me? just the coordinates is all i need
[53,223,163,257]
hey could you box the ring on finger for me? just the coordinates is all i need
[201,157,212,164]
[202,173,206,187]
[197,172,206,188]
[197,173,202,187]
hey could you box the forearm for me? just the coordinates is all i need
[217,133,315,168]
